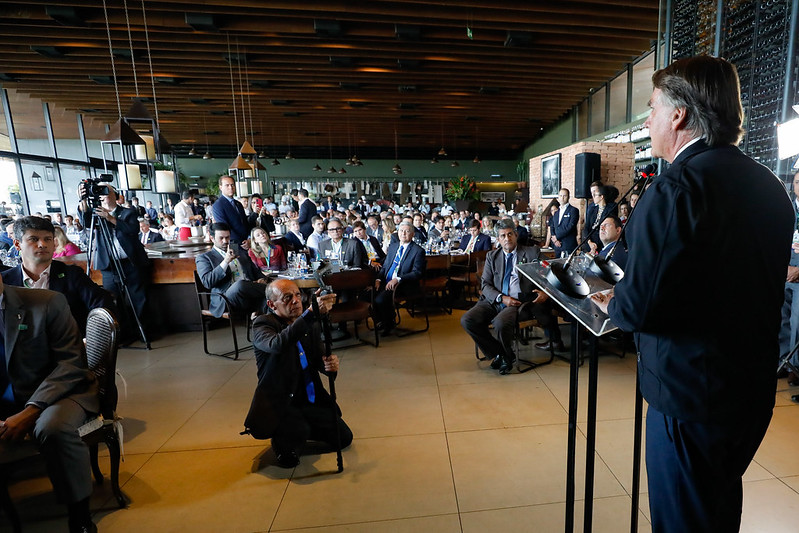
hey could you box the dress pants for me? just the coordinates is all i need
[779,281,799,368]
[271,402,353,456]
[461,299,561,362]
[224,280,267,315]
[102,259,148,338]
[645,405,772,533]
[0,398,92,504]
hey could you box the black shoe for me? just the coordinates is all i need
[275,451,300,468]
[499,359,516,375]
[69,522,97,533]
[490,355,503,369]
[535,340,566,352]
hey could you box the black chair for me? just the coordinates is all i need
[392,259,430,337]
[324,268,379,347]
[193,271,253,360]
[421,253,451,315]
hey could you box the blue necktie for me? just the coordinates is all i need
[0,325,13,404]
[502,253,514,297]
[296,341,315,403]
[387,245,404,279]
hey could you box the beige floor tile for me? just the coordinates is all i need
[210,359,259,399]
[114,399,206,455]
[433,351,530,386]
[439,378,566,432]
[578,418,648,495]
[119,363,242,403]
[272,513,462,533]
[461,495,651,533]
[740,478,799,533]
[752,405,799,477]
[160,395,262,452]
[448,425,625,512]
[541,366,641,422]
[337,351,438,391]
[338,385,445,438]
[781,474,799,493]
[271,434,458,529]
[94,447,290,533]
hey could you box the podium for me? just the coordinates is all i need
[517,258,643,533]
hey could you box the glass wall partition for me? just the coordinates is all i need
[590,86,607,136]
[7,89,51,158]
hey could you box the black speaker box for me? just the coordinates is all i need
[574,152,601,199]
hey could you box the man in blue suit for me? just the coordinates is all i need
[195,222,267,318]
[2,216,115,335]
[459,220,492,252]
[138,218,164,245]
[211,175,251,247]
[374,221,425,335]
[595,215,627,271]
[592,56,794,533]
[548,188,578,256]
[296,188,316,240]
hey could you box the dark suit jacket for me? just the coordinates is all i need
[212,196,250,245]
[297,198,316,239]
[367,226,384,241]
[551,204,579,253]
[379,240,425,294]
[282,231,305,252]
[3,286,97,412]
[2,261,115,334]
[359,235,386,264]
[244,310,334,439]
[317,238,368,268]
[248,211,275,233]
[583,202,617,251]
[480,244,540,303]
[82,205,148,271]
[608,140,794,423]
[138,230,164,244]
[196,247,265,317]
[459,232,492,252]
[598,241,627,271]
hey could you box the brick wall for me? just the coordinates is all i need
[528,141,635,234]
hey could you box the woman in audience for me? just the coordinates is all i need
[248,227,286,271]
[473,211,484,229]
[587,185,619,253]
[544,199,560,250]
[160,213,178,240]
[443,215,454,230]
[52,226,81,257]
[381,217,396,252]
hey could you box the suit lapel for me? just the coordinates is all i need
[4,288,25,359]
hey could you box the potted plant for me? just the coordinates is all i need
[445,175,479,211]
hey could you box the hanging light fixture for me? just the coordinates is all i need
[339,167,347,174]
[437,115,447,157]
[392,128,402,174]
[473,125,481,163]
[188,144,197,156]
[312,163,322,171]
[202,116,212,159]
[451,161,460,167]
[430,157,439,164]
[285,123,294,159]
[271,157,281,166]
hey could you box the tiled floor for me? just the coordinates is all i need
[5,309,799,532]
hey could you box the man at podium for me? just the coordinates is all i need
[591,56,793,532]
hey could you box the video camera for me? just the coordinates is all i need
[80,174,114,207]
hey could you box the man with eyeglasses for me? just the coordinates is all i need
[244,279,352,468]
[317,217,368,269]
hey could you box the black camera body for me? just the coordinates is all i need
[81,173,114,207]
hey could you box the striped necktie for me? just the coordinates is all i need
[387,245,404,279]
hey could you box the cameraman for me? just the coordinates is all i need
[78,182,149,342]
[244,279,353,468]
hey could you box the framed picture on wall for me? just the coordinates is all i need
[480,191,506,203]
[44,166,55,181]
[541,153,561,198]
[32,175,44,191]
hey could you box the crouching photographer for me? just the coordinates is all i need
[243,279,353,469]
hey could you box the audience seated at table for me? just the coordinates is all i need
[352,220,386,269]
[459,220,492,252]
[317,218,368,268]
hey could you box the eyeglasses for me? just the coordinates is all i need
[328,227,343,232]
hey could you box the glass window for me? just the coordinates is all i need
[576,100,589,140]
[50,105,86,161]
[82,114,110,160]
[20,159,61,215]
[6,89,51,157]
[632,52,656,120]
[58,162,91,217]
[0,93,10,152]
[0,156,22,215]
[590,86,607,136]
[609,70,629,127]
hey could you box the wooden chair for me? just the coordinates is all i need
[393,257,430,336]
[450,250,488,301]
[0,308,127,533]
[324,268,379,347]
[421,253,451,314]
[193,271,252,360]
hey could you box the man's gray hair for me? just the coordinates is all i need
[398,221,415,233]
[496,219,517,234]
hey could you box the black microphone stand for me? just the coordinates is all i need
[311,265,344,473]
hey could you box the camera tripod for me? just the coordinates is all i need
[85,205,151,349]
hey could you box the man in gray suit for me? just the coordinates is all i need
[195,222,268,318]
[461,219,563,375]
[0,276,99,533]
[316,217,368,269]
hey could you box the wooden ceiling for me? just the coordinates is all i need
[0,1,660,160]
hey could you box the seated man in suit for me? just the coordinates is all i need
[595,215,627,270]
[459,219,492,252]
[548,188,579,256]
[244,279,352,468]
[282,219,306,252]
[195,222,267,318]
[461,219,564,375]
[0,275,99,533]
[317,218,368,269]
[138,218,164,245]
[351,220,386,269]
[2,216,114,334]
[374,221,426,335]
